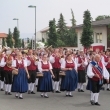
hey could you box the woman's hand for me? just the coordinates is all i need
[68,68,72,70]
[52,74,55,78]
[27,74,30,79]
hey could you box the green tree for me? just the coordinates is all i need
[6,28,13,48]
[2,38,6,47]
[13,27,20,48]
[80,10,93,49]
[57,13,68,46]
[48,19,58,47]
[70,9,76,27]
[67,27,77,47]
[66,9,77,47]
[95,15,110,21]
[18,39,22,48]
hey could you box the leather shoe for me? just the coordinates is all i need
[8,92,12,95]
[44,96,49,98]
[56,91,61,93]
[1,89,4,91]
[95,102,101,106]
[90,100,95,105]
[107,88,110,91]
[31,91,35,94]
[78,89,80,92]
[69,95,73,97]
[80,90,84,92]
[19,97,23,99]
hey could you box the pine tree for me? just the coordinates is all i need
[57,13,68,46]
[18,39,22,48]
[80,10,93,49]
[71,9,76,27]
[2,38,6,47]
[13,27,20,48]
[48,19,58,47]
[6,28,13,48]
[66,9,77,47]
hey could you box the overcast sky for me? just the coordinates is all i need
[0,0,110,37]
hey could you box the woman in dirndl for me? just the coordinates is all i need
[60,54,78,97]
[37,54,55,98]
[12,52,29,99]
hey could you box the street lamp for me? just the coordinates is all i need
[13,18,19,30]
[28,5,36,49]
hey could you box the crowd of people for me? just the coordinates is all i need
[0,47,110,106]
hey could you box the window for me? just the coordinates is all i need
[96,33,102,43]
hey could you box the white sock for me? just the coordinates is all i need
[1,81,4,89]
[81,83,84,90]
[41,92,44,95]
[53,81,56,90]
[56,82,59,91]
[94,93,99,103]
[35,78,38,85]
[28,83,31,91]
[78,83,81,89]
[69,92,72,95]
[5,84,8,92]
[107,84,110,89]
[20,94,22,98]
[31,83,35,92]
[66,91,68,95]
[15,92,18,96]
[90,92,94,101]
[96,93,99,103]
[8,85,12,93]
[44,92,47,96]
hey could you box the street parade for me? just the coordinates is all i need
[0,46,110,106]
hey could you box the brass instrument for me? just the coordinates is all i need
[6,55,12,68]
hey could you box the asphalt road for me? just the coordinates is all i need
[0,85,110,110]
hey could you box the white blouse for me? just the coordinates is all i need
[38,61,52,72]
[12,59,27,67]
[87,62,109,79]
[0,57,6,67]
[61,59,77,71]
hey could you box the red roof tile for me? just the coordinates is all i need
[0,33,7,38]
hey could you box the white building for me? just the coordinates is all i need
[76,18,110,50]
[36,18,110,50]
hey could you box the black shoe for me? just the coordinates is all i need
[80,90,84,92]
[95,102,101,106]
[5,91,8,95]
[28,90,31,94]
[19,97,23,99]
[90,100,95,105]
[69,95,73,97]
[31,91,35,94]
[78,89,81,92]
[40,94,44,97]
[15,96,18,98]
[8,92,12,95]
[44,96,49,98]
[52,89,55,93]
[56,91,61,93]
[66,95,69,97]
[1,89,4,91]
[107,88,110,91]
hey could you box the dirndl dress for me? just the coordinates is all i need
[12,60,28,93]
[37,61,53,92]
[60,61,78,91]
